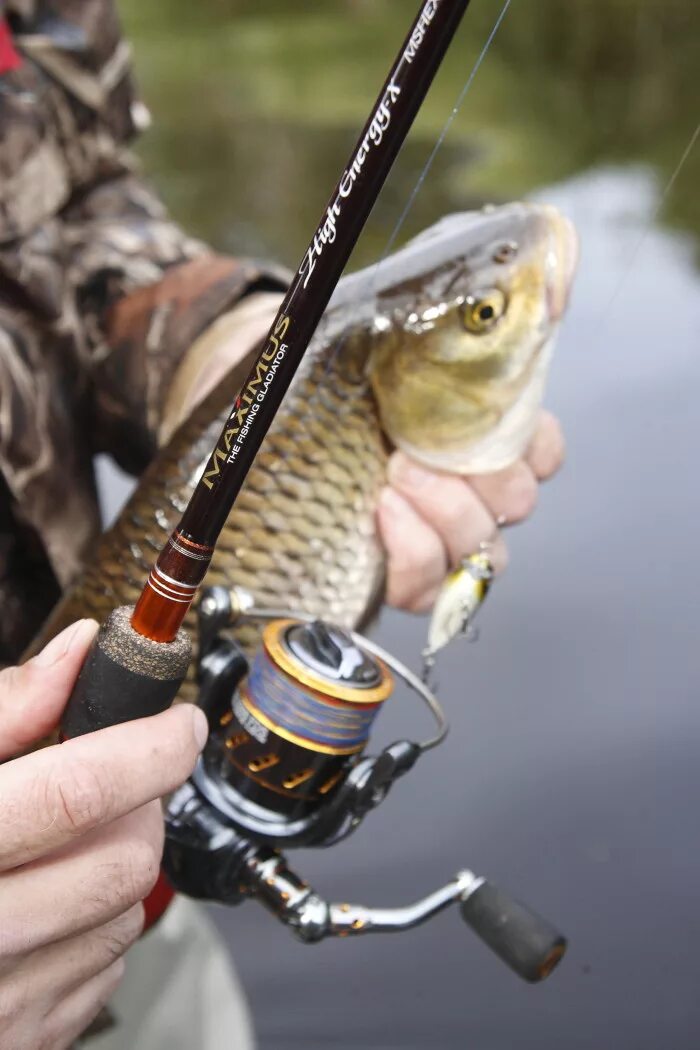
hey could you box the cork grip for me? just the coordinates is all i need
[61,606,192,738]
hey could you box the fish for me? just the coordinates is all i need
[31,202,577,696]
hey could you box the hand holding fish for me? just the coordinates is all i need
[165,317,566,618]
[379,408,565,611]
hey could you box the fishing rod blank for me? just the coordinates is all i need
[131,0,471,644]
[62,0,472,737]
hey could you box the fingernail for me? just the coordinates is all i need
[191,706,209,751]
[387,452,433,491]
[33,619,98,668]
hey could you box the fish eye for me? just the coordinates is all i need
[461,290,506,333]
[493,241,518,264]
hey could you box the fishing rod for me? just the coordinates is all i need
[62,0,472,741]
[60,0,567,982]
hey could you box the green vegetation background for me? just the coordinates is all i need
[119,0,699,266]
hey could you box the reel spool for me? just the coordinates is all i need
[201,619,392,824]
[163,585,567,984]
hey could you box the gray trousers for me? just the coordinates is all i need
[84,898,255,1050]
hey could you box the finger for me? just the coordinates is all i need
[487,533,510,576]
[467,460,538,525]
[0,805,162,957]
[526,409,566,481]
[8,903,144,1005]
[377,487,447,612]
[0,702,207,871]
[41,958,125,1050]
[387,451,496,568]
[0,620,98,762]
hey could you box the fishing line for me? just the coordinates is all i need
[596,119,699,323]
[374,0,513,272]
[224,0,513,613]
[291,0,513,428]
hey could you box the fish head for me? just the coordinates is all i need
[368,202,578,472]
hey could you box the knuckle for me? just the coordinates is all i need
[140,799,166,849]
[439,495,469,535]
[502,465,538,522]
[40,960,126,1049]
[544,419,566,473]
[385,574,411,609]
[45,757,114,837]
[532,412,566,478]
[0,976,28,1032]
[0,663,25,698]
[95,958,127,1012]
[387,545,443,611]
[107,955,127,988]
[117,838,161,904]
[405,588,439,615]
[102,905,145,960]
[39,1019,63,1050]
[490,537,510,575]
[0,920,32,962]
[386,564,420,610]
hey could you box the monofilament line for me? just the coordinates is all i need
[379,0,513,268]
[599,119,699,321]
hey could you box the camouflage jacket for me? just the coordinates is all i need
[0,1,286,663]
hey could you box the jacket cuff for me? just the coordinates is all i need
[94,254,290,474]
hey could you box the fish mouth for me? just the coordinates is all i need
[542,207,579,322]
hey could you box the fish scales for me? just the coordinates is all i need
[33,338,387,701]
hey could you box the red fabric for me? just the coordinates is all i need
[0,19,22,74]
[143,869,177,930]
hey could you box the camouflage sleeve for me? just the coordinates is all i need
[75,196,291,475]
[2,0,289,476]
[0,0,290,663]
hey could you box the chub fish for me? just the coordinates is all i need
[32,203,578,689]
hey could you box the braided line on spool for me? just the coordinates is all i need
[242,647,383,755]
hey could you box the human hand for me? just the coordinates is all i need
[377,409,565,612]
[0,620,208,1050]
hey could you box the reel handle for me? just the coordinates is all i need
[460,880,566,983]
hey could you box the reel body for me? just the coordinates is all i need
[199,617,392,827]
[162,585,566,984]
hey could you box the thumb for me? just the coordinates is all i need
[0,619,98,761]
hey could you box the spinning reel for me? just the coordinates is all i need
[162,582,566,983]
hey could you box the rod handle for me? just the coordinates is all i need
[61,606,191,738]
[460,881,566,982]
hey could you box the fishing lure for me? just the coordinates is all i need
[422,550,494,684]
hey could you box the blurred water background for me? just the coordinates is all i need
[102,2,700,1047]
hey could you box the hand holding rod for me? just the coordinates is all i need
[61,0,472,739]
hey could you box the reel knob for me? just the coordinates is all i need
[460,880,566,982]
[286,621,382,686]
